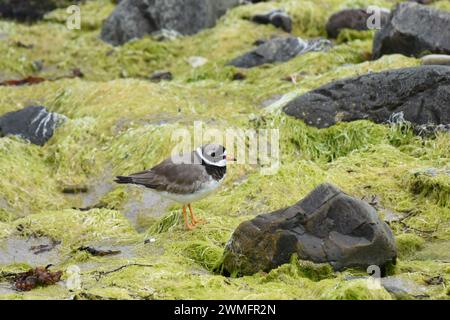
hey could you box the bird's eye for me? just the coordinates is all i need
[211,152,216,157]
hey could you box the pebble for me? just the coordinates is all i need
[421,54,450,66]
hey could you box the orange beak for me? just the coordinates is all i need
[226,155,236,162]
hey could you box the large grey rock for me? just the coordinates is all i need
[283,66,450,128]
[227,36,332,68]
[0,106,66,146]
[222,183,397,276]
[101,0,240,46]
[373,3,450,59]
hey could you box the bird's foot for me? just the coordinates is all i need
[182,205,195,231]
[192,218,206,226]
[185,222,195,231]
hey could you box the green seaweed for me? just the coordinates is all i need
[396,234,426,260]
[263,255,334,282]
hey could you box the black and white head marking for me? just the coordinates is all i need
[196,144,227,167]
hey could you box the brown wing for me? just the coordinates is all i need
[119,153,210,194]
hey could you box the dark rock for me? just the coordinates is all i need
[408,0,436,4]
[253,38,266,46]
[62,185,89,194]
[373,3,450,59]
[101,0,240,46]
[251,9,292,33]
[0,106,66,146]
[32,60,44,72]
[222,183,397,275]
[14,41,34,49]
[149,70,173,82]
[0,0,81,22]
[231,72,246,81]
[228,36,332,68]
[283,66,450,128]
[326,8,390,39]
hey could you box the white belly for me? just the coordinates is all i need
[158,178,223,204]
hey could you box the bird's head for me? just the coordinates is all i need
[196,144,235,167]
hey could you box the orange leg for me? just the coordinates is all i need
[182,205,194,230]
[188,204,205,225]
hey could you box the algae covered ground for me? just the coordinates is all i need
[0,0,449,300]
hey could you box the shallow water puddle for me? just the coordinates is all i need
[63,180,114,209]
[81,181,114,208]
[0,236,61,266]
[414,240,450,262]
[0,282,16,295]
[123,188,172,232]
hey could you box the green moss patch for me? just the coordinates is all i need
[407,168,450,208]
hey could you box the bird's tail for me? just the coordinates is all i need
[114,176,133,184]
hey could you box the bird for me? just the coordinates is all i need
[114,144,235,230]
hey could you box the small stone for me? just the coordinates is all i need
[228,36,332,68]
[421,54,450,66]
[32,60,44,72]
[259,94,283,109]
[381,276,429,299]
[151,29,182,41]
[187,56,208,68]
[15,41,34,49]
[149,70,173,82]
[251,9,292,33]
[231,72,246,81]
[381,209,404,223]
[62,185,89,194]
